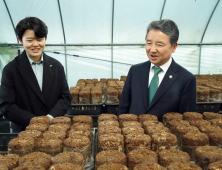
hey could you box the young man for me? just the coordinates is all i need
[118,19,196,121]
[0,17,71,132]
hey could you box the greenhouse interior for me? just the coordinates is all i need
[1,0,222,85]
[1,0,222,169]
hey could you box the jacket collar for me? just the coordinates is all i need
[17,50,55,104]
[42,52,55,100]
[139,59,179,111]
[139,61,150,108]
[147,58,179,110]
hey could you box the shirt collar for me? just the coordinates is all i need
[150,57,172,73]
[26,53,44,64]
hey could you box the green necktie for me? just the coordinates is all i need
[149,66,162,104]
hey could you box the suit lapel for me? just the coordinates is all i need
[148,59,178,109]
[17,50,46,104]
[42,53,55,100]
[140,61,150,109]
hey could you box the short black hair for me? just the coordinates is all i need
[15,17,48,40]
[145,19,179,46]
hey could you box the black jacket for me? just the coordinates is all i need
[118,59,196,121]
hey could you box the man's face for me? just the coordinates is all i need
[145,29,178,67]
[19,29,46,62]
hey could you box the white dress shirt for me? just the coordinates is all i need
[26,54,43,91]
[26,53,53,120]
[148,57,172,87]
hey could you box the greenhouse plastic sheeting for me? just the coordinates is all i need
[0,0,222,86]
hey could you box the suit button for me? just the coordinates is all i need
[42,106,47,111]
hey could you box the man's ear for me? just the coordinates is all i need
[18,37,23,45]
[172,42,178,53]
[45,36,47,40]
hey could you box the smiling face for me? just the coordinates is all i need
[18,29,46,62]
[145,29,178,67]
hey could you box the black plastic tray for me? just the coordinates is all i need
[105,103,119,115]
[68,104,105,115]
[196,102,221,113]
[0,133,18,154]
[105,102,222,115]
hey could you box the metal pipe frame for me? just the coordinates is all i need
[43,50,132,66]
[57,0,68,79]
[198,0,220,74]
[160,0,166,20]
[1,43,222,47]
[3,0,19,44]
[1,0,222,76]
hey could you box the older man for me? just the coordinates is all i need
[118,19,196,121]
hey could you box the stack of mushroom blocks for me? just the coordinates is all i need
[4,115,94,170]
[96,112,222,170]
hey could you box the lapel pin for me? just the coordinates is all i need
[50,65,53,67]
[169,75,173,79]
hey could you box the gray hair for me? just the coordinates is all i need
[145,19,179,46]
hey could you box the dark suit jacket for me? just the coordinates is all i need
[0,50,71,128]
[118,59,196,121]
